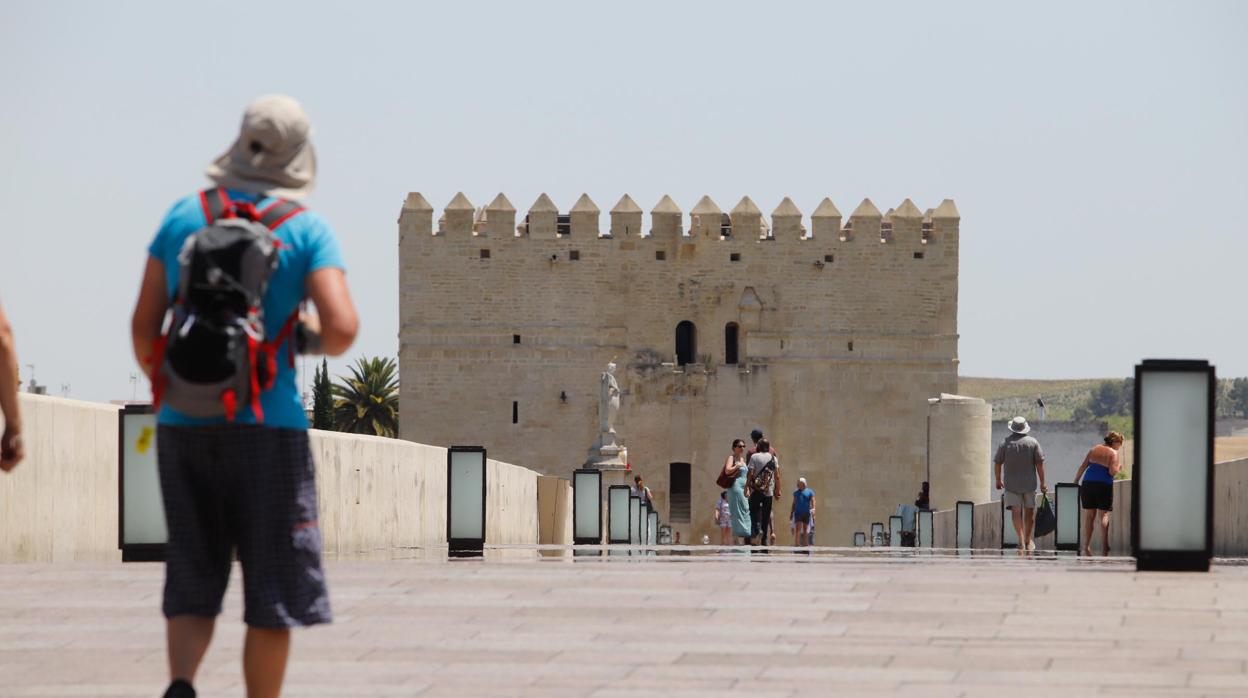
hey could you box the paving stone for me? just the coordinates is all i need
[2,553,1247,695]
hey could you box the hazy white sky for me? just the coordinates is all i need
[1,1,1245,403]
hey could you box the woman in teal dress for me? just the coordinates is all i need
[725,438,752,544]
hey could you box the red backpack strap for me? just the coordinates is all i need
[256,198,305,231]
[199,187,231,224]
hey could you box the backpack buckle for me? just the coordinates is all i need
[232,202,260,221]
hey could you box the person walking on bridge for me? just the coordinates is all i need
[995,417,1047,552]
[1074,430,1123,556]
[131,95,358,698]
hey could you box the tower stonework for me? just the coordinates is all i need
[398,193,962,545]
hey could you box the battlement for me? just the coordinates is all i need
[400,193,959,246]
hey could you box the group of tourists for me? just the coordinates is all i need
[995,416,1123,556]
[715,428,817,547]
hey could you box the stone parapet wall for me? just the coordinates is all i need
[0,394,121,563]
[0,397,562,562]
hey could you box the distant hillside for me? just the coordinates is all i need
[957,377,1109,421]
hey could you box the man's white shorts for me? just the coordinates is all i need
[1003,490,1036,509]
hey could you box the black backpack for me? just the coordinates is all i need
[751,457,776,493]
[151,188,304,422]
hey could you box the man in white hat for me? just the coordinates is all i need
[131,95,357,698]
[994,416,1047,552]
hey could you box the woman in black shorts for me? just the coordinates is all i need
[1074,431,1124,556]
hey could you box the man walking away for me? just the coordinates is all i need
[994,416,1047,552]
[747,438,780,546]
[131,95,358,698]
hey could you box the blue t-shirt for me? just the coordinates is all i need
[147,189,345,429]
[793,488,814,516]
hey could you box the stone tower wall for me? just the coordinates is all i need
[398,193,961,545]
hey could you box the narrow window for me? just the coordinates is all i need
[824,254,834,263]
[729,253,741,262]
[570,250,580,261]
[479,249,490,259]
[512,401,518,424]
[513,334,521,344]
[655,250,666,261]
[669,463,691,523]
[725,323,739,365]
[848,340,854,352]
[913,251,924,259]
[675,321,697,365]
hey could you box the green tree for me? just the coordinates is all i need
[332,356,400,438]
[1230,378,1248,418]
[1087,378,1133,418]
[312,358,334,430]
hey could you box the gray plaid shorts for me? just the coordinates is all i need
[157,424,331,628]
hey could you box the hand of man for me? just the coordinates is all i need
[0,427,23,472]
[1040,483,1048,493]
[995,478,1003,490]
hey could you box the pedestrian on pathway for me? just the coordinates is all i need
[723,439,752,544]
[994,416,1047,552]
[0,297,23,472]
[790,477,816,547]
[715,491,732,545]
[631,475,653,508]
[131,95,358,698]
[747,438,780,546]
[1074,430,1123,556]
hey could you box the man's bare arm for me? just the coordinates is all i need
[304,268,358,356]
[0,298,23,471]
[131,257,168,379]
[1036,460,1047,491]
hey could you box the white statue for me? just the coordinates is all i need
[599,362,620,436]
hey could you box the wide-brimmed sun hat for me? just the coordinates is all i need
[206,94,316,200]
[1008,416,1031,434]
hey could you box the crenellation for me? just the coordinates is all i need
[650,195,683,238]
[811,197,841,240]
[729,197,762,239]
[482,193,516,238]
[689,195,722,241]
[441,192,475,235]
[771,197,803,240]
[849,198,882,242]
[569,194,600,237]
[891,198,924,245]
[609,194,643,238]
[525,193,559,238]
[399,192,434,238]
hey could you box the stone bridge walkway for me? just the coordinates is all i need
[2,549,1248,697]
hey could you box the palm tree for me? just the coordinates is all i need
[332,356,399,437]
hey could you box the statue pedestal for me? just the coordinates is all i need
[584,433,628,471]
